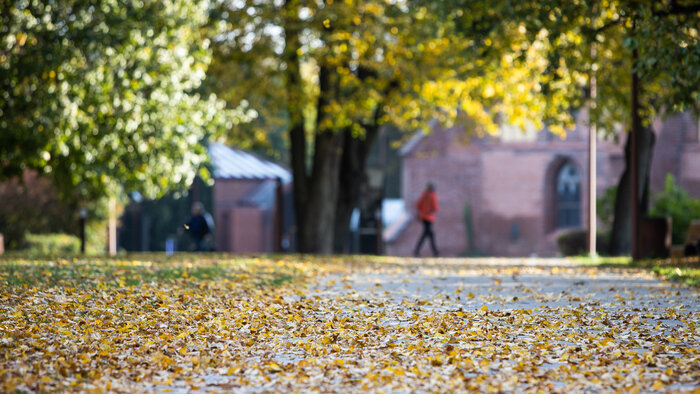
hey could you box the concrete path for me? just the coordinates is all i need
[164,258,700,392]
[313,258,699,314]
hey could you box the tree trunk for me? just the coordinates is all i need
[283,1,389,254]
[282,6,310,252]
[609,126,655,255]
[289,56,347,254]
[333,130,362,254]
[333,127,380,253]
[297,131,344,254]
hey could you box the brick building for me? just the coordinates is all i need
[209,142,293,254]
[384,112,700,257]
[118,143,293,253]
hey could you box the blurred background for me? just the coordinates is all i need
[1,0,698,258]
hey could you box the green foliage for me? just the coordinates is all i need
[447,0,699,259]
[650,174,700,245]
[596,185,617,243]
[447,0,700,134]
[0,0,245,202]
[85,218,108,255]
[206,0,565,252]
[208,0,557,147]
[23,233,80,255]
[556,229,588,256]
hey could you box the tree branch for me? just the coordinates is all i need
[654,0,700,17]
[590,16,625,37]
[360,77,400,131]
[282,0,308,205]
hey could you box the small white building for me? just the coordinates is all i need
[209,142,293,253]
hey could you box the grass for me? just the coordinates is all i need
[571,254,700,286]
[2,253,698,289]
[649,265,700,286]
[570,255,633,267]
[636,256,700,287]
[0,253,341,289]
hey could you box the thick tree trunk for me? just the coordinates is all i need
[297,131,344,254]
[332,127,380,253]
[291,59,346,254]
[609,126,655,255]
[333,132,361,253]
[283,2,389,254]
[282,2,310,252]
[333,197,355,254]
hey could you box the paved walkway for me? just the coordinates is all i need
[314,258,699,314]
[165,258,700,392]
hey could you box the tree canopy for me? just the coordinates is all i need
[208,0,562,252]
[446,0,698,256]
[448,0,699,133]
[0,0,248,202]
[4,0,695,254]
[208,0,564,138]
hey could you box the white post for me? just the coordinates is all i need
[588,45,597,257]
[108,197,117,255]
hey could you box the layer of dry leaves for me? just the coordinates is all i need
[0,255,698,392]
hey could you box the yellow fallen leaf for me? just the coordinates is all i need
[652,380,664,390]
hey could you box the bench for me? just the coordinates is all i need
[686,219,700,245]
[670,219,700,258]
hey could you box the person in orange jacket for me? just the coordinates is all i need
[414,182,440,257]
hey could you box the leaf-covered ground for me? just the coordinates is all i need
[0,255,698,392]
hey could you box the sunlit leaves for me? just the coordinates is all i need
[449,0,700,136]
[0,0,245,201]
[0,256,697,391]
[208,0,561,145]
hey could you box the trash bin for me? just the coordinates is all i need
[640,217,671,259]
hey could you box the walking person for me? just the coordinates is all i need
[413,182,440,257]
[185,202,214,252]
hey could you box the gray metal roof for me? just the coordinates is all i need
[242,179,278,209]
[209,142,292,184]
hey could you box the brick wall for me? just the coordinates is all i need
[214,178,268,253]
[387,112,699,257]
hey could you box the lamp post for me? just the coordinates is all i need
[588,43,597,257]
[630,43,641,260]
[79,208,87,254]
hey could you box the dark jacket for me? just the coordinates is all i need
[186,214,210,240]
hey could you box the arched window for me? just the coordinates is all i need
[555,162,581,228]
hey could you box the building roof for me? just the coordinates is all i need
[398,119,439,157]
[241,179,278,210]
[208,142,292,184]
[398,131,425,157]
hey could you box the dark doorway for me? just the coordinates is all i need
[555,162,582,228]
